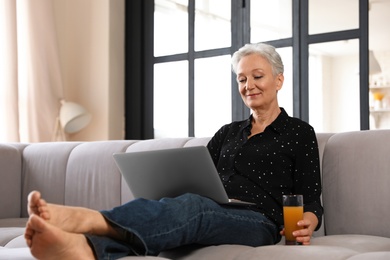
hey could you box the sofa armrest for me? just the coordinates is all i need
[0,144,22,219]
[322,130,390,237]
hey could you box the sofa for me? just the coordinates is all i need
[1,130,390,259]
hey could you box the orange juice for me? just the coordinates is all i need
[283,206,303,244]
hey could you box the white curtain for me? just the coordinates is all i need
[0,0,63,142]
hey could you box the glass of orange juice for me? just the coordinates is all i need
[283,194,304,245]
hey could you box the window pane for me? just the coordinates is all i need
[195,0,230,51]
[276,47,293,116]
[194,55,231,137]
[309,0,359,35]
[309,40,360,133]
[250,0,292,43]
[154,61,188,138]
[154,0,188,56]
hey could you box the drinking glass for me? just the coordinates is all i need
[283,194,304,245]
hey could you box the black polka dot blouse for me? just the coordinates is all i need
[207,108,323,230]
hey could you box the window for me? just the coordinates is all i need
[154,61,189,138]
[154,0,188,56]
[124,0,371,139]
[153,0,233,138]
[308,0,361,132]
[250,0,292,43]
[194,55,231,137]
[195,0,230,51]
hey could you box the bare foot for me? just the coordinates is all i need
[25,214,95,260]
[27,191,122,239]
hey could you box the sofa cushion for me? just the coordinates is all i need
[2,234,27,248]
[183,137,210,147]
[312,234,390,253]
[346,251,390,260]
[159,244,254,260]
[125,138,193,152]
[232,234,390,260]
[0,247,33,260]
[0,228,25,247]
[20,142,81,217]
[64,141,136,210]
[235,244,357,260]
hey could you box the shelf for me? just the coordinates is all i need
[370,108,390,113]
[370,109,390,128]
[369,85,390,89]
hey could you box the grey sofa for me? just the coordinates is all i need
[1,130,390,259]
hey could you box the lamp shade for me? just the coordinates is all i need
[59,101,91,134]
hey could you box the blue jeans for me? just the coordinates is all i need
[86,193,280,259]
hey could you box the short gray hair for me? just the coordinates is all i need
[231,43,284,76]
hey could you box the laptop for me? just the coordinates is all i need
[113,146,256,206]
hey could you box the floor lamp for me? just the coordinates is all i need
[52,100,92,141]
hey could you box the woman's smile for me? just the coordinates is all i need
[246,93,262,99]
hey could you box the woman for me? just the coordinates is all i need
[25,43,323,260]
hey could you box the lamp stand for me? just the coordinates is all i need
[51,116,66,141]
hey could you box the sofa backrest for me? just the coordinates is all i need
[322,130,390,238]
[0,134,331,221]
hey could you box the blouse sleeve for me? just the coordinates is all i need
[206,124,229,166]
[293,125,323,231]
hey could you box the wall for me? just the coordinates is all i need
[52,0,124,141]
[319,51,390,133]
[370,50,390,129]
[328,54,360,133]
[312,53,360,133]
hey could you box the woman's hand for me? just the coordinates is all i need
[280,212,318,245]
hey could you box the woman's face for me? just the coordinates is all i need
[236,53,283,111]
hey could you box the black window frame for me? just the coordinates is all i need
[124,0,369,140]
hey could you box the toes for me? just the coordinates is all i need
[29,214,47,233]
[28,191,50,220]
[28,191,41,205]
[24,222,34,247]
[28,191,41,215]
[25,214,47,248]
